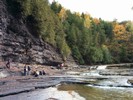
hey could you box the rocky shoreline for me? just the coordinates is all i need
[0,64,82,97]
[1,75,133,98]
[0,75,90,97]
[0,76,60,97]
[1,63,133,98]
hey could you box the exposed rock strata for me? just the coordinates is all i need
[0,0,75,67]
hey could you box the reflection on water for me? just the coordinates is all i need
[58,84,133,100]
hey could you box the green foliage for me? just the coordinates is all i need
[51,1,133,64]
[7,0,133,65]
[51,1,62,14]
[104,22,114,41]
[89,47,103,63]
[120,46,127,62]
[56,31,71,60]
[7,0,71,60]
[102,45,112,63]
[71,46,84,64]
[79,28,92,56]
[126,21,133,33]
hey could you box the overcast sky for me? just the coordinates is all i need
[49,0,133,22]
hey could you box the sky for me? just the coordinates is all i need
[49,0,133,22]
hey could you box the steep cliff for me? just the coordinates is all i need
[0,0,72,66]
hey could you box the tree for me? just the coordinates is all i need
[113,24,126,40]
[58,8,67,22]
[120,46,127,62]
[50,1,62,14]
[82,13,91,28]
[89,47,103,64]
[79,28,92,56]
[102,45,112,63]
[104,22,114,41]
[71,46,84,64]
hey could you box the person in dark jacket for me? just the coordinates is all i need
[6,59,10,69]
[27,66,31,75]
[24,65,27,76]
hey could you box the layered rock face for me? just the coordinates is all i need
[0,0,65,66]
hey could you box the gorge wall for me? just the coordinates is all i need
[0,0,75,67]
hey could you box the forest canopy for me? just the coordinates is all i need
[7,0,133,65]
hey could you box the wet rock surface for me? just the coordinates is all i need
[0,76,60,97]
[0,75,92,97]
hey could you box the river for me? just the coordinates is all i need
[1,64,133,100]
[2,84,133,100]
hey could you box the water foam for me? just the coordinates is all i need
[97,65,107,70]
[99,78,131,86]
[81,70,100,76]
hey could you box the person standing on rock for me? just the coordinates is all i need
[24,65,27,76]
[27,66,31,75]
[6,59,10,69]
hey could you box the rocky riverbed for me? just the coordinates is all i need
[0,76,60,97]
[1,63,133,99]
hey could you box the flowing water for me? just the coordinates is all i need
[57,65,133,100]
[2,84,133,100]
[1,64,133,100]
[58,84,133,100]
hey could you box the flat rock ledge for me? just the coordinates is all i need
[0,75,91,97]
[0,76,61,97]
[1,75,133,97]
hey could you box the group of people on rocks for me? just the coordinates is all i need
[23,65,46,77]
[5,59,46,77]
[33,70,46,77]
[24,65,31,76]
